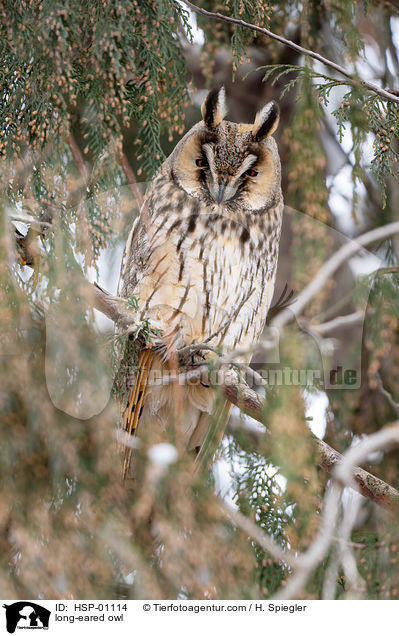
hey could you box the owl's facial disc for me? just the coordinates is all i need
[171,92,280,209]
[197,141,259,204]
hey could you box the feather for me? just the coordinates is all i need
[252,101,280,139]
[122,349,154,478]
[201,86,227,129]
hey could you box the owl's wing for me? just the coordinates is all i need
[121,348,155,479]
[118,206,163,479]
[117,188,203,478]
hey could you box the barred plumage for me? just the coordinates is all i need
[118,86,283,477]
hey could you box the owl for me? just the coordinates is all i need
[118,86,283,477]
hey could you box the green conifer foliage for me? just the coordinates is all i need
[0,0,398,600]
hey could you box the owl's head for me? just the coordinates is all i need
[168,86,281,211]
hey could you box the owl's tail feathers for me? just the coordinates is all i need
[121,349,154,479]
[194,398,233,470]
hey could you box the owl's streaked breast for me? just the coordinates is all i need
[121,169,283,358]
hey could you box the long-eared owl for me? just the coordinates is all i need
[118,86,283,477]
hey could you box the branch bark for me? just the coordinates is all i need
[181,0,399,104]
[91,280,399,510]
[90,282,134,330]
[223,370,399,510]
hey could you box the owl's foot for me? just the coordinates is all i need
[190,352,210,387]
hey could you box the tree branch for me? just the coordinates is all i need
[272,220,399,331]
[67,134,89,183]
[90,282,134,330]
[91,283,399,509]
[375,371,399,413]
[222,370,399,510]
[223,424,399,599]
[10,214,52,229]
[305,310,364,336]
[181,1,399,104]
[276,424,399,598]
[117,151,143,210]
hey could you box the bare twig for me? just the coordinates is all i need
[334,423,399,489]
[308,310,365,336]
[275,423,399,599]
[181,0,399,104]
[118,152,144,210]
[9,215,52,229]
[220,481,341,598]
[322,119,381,209]
[274,483,343,599]
[376,265,399,276]
[91,282,134,330]
[220,500,297,567]
[67,134,89,183]
[168,361,399,508]
[337,492,366,599]
[376,371,399,413]
[272,220,399,331]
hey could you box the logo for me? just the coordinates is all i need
[3,603,50,634]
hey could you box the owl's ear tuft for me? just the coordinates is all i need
[201,86,227,129]
[252,101,280,140]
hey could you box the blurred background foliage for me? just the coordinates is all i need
[1,0,399,599]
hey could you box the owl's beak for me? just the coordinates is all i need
[216,177,227,204]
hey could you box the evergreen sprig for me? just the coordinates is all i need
[259,62,399,206]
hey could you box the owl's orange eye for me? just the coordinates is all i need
[245,169,258,177]
[196,158,208,168]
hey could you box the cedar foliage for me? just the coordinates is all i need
[0,0,399,599]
